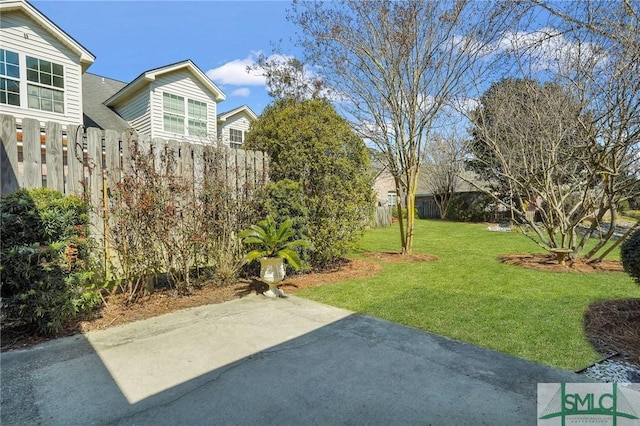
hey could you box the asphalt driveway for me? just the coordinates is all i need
[1,295,592,425]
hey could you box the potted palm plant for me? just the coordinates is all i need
[239,216,310,297]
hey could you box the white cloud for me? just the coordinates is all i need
[205,55,265,86]
[495,27,607,73]
[231,88,251,97]
[450,97,479,115]
[206,52,327,97]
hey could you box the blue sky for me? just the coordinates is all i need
[32,1,301,114]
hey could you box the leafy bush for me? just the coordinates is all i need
[1,188,100,335]
[446,193,493,222]
[108,144,261,297]
[391,207,418,219]
[245,99,374,268]
[621,228,640,284]
[256,179,308,237]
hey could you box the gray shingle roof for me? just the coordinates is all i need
[82,73,130,132]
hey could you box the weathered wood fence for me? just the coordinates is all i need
[1,114,269,257]
[374,206,392,227]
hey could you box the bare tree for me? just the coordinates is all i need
[422,134,465,219]
[290,0,519,254]
[464,0,640,261]
[467,78,599,257]
[531,0,640,261]
[246,53,325,101]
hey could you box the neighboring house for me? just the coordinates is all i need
[0,0,95,126]
[102,60,226,143]
[1,0,257,146]
[217,105,257,149]
[415,169,490,219]
[371,160,493,219]
[372,161,398,207]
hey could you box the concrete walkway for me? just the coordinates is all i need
[1,295,591,425]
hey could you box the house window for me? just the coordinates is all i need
[188,99,207,136]
[163,92,208,137]
[26,56,64,113]
[163,92,185,133]
[229,128,243,148]
[0,49,20,106]
[387,191,398,206]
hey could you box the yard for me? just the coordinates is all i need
[295,219,638,371]
[3,219,636,372]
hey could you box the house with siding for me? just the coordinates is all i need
[102,60,226,144]
[0,0,95,127]
[1,0,257,146]
[217,105,257,149]
[372,160,493,219]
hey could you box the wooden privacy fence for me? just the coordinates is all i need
[1,114,269,258]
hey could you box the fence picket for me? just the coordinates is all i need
[86,128,105,249]
[45,121,64,192]
[1,114,18,194]
[121,130,134,174]
[66,125,84,196]
[104,130,121,186]
[22,118,42,189]
[153,138,165,173]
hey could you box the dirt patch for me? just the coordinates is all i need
[1,258,381,352]
[499,253,623,273]
[362,252,438,263]
[584,298,640,364]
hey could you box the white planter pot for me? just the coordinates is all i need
[259,257,286,287]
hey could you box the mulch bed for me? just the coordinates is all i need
[499,253,624,273]
[362,252,438,263]
[584,298,640,364]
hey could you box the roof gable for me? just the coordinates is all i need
[104,60,226,107]
[217,105,258,122]
[0,0,95,70]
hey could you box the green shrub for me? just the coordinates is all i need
[1,188,100,335]
[446,193,493,222]
[621,228,640,284]
[392,207,418,219]
[256,179,309,237]
[245,99,374,269]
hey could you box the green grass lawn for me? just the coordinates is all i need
[296,219,638,371]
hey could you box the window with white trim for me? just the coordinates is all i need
[163,92,208,137]
[387,191,398,206]
[0,49,20,106]
[26,56,64,113]
[229,128,243,148]
[188,99,207,136]
[163,92,185,133]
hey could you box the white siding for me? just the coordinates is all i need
[150,70,219,143]
[0,11,84,126]
[219,112,253,147]
[113,89,151,136]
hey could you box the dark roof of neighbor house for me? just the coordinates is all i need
[82,73,129,132]
[416,168,489,196]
